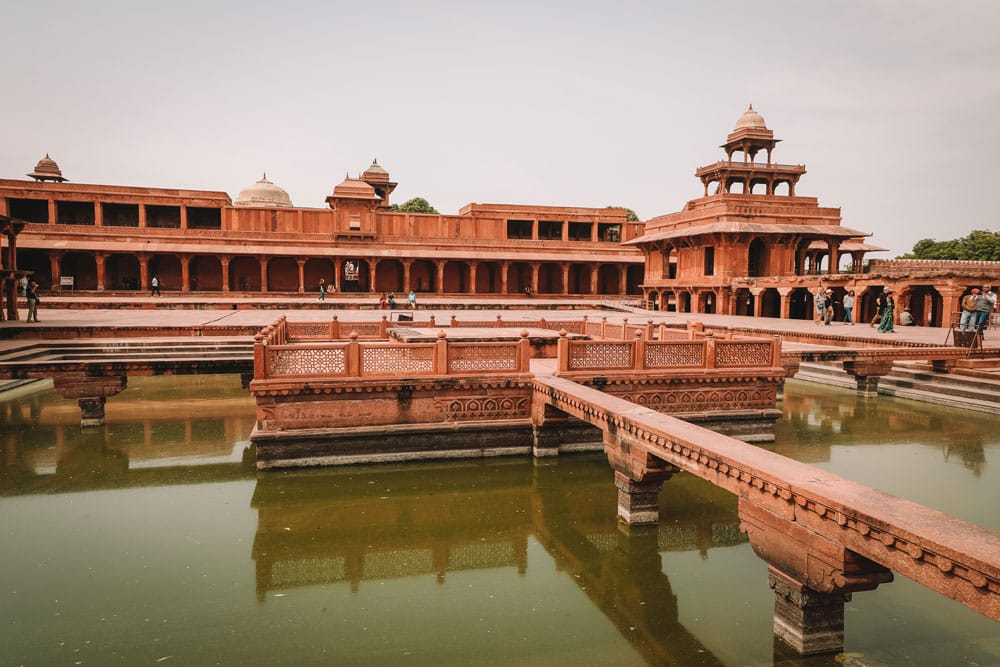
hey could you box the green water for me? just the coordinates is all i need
[1,376,999,665]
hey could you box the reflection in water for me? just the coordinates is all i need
[1,376,999,665]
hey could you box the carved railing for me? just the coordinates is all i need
[254,328,532,380]
[557,331,781,373]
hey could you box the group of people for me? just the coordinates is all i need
[817,284,997,334]
[317,278,337,300]
[959,285,997,333]
[378,291,417,309]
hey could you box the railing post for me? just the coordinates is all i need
[495,314,502,328]
[622,318,629,340]
[435,330,449,374]
[705,330,716,369]
[646,320,654,340]
[330,316,340,340]
[347,333,360,377]
[601,316,607,338]
[557,330,570,373]
[519,329,531,372]
[450,314,458,327]
[634,329,645,370]
[772,335,783,368]
[582,315,589,335]
[429,314,437,327]
[379,316,388,338]
[253,335,267,380]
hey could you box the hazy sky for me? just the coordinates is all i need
[3,0,998,256]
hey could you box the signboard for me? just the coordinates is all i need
[60,276,75,289]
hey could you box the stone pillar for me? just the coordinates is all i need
[618,265,629,296]
[296,259,306,294]
[769,568,852,655]
[530,264,539,295]
[531,402,566,458]
[95,253,107,292]
[179,205,188,230]
[180,255,191,292]
[259,257,268,293]
[561,264,570,295]
[138,203,146,228]
[49,253,61,291]
[828,241,840,274]
[94,202,103,227]
[78,397,108,427]
[221,256,231,293]
[778,288,793,320]
[403,260,412,292]
[843,360,893,398]
[468,262,478,295]
[589,265,599,295]
[500,262,509,294]
[614,471,663,525]
[435,259,445,293]
[139,256,149,294]
[52,374,128,427]
[751,287,764,317]
[48,199,57,225]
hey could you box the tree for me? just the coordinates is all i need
[389,197,439,214]
[898,230,1000,261]
[606,205,639,221]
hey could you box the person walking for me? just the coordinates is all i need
[842,290,855,324]
[877,288,895,333]
[151,274,161,297]
[318,278,326,301]
[822,289,834,325]
[814,288,827,326]
[26,280,41,322]
[872,288,887,327]
[959,289,980,332]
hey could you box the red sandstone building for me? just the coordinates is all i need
[2,109,996,326]
[0,156,645,299]
[627,106,999,327]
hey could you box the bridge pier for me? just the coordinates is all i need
[604,431,678,526]
[842,360,893,398]
[52,374,128,427]
[739,499,893,655]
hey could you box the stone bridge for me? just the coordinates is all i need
[532,373,1000,654]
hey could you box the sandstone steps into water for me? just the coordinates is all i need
[793,361,1000,413]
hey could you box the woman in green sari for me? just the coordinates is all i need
[877,288,895,333]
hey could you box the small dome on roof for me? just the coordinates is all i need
[734,104,767,131]
[362,158,390,183]
[331,173,381,200]
[27,153,67,182]
[235,174,293,207]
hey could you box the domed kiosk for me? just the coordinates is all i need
[27,154,67,182]
[235,174,293,207]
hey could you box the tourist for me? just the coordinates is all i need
[379,292,387,309]
[151,274,160,297]
[408,290,416,310]
[814,289,828,326]
[318,278,326,301]
[25,280,41,322]
[959,289,980,332]
[872,288,888,327]
[877,288,895,333]
[975,285,997,331]
[899,307,915,326]
[823,289,834,325]
[388,292,397,309]
[842,290,855,324]
[19,275,28,296]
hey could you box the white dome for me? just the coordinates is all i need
[734,104,767,131]
[235,174,293,207]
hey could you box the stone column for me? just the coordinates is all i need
[778,287,793,320]
[95,253,107,292]
[402,260,412,292]
[589,266,599,295]
[52,374,128,427]
[94,202,103,227]
[828,241,840,274]
[259,257,268,293]
[48,199,57,225]
[530,264,540,295]
[139,256,149,293]
[180,205,188,230]
[221,256,231,293]
[561,264,570,295]
[843,359,893,398]
[751,287,764,317]
[618,265,629,296]
[180,255,191,292]
[49,254,61,291]
[435,259,445,293]
[614,471,663,525]
[468,262,478,295]
[138,203,147,228]
[603,431,678,526]
[296,259,306,294]
[500,261,509,294]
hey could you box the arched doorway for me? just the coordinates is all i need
[149,255,182,293]
[267,257,298,292]
[699,290,716,314]
[748,238,767,277]
[442,261,469,293]
[735,288,753,316]
[905,286,942,327]
[538,263,562,294]
[662,246,678,279]
[647,290,659,311]
[60,252,97,290]
[597,265,620,295]
[410,260,436,293]
[568,264,591,294]
[677,291,691,313]
[475,262,501,293]
[507,263,531,294]
[789,287,813,320]
[191,256,223,291]
[230,256,262,291]
[106,254,140,290]
[761,288,781,318]
[374,260,404,293]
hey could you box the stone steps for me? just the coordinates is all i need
[793,361,1000,413]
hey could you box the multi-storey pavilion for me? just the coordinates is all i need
[627,106,885,320]
[0,157,645,298]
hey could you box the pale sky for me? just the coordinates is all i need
[3,0,998,256]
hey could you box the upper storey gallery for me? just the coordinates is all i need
[0,156,639,246]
